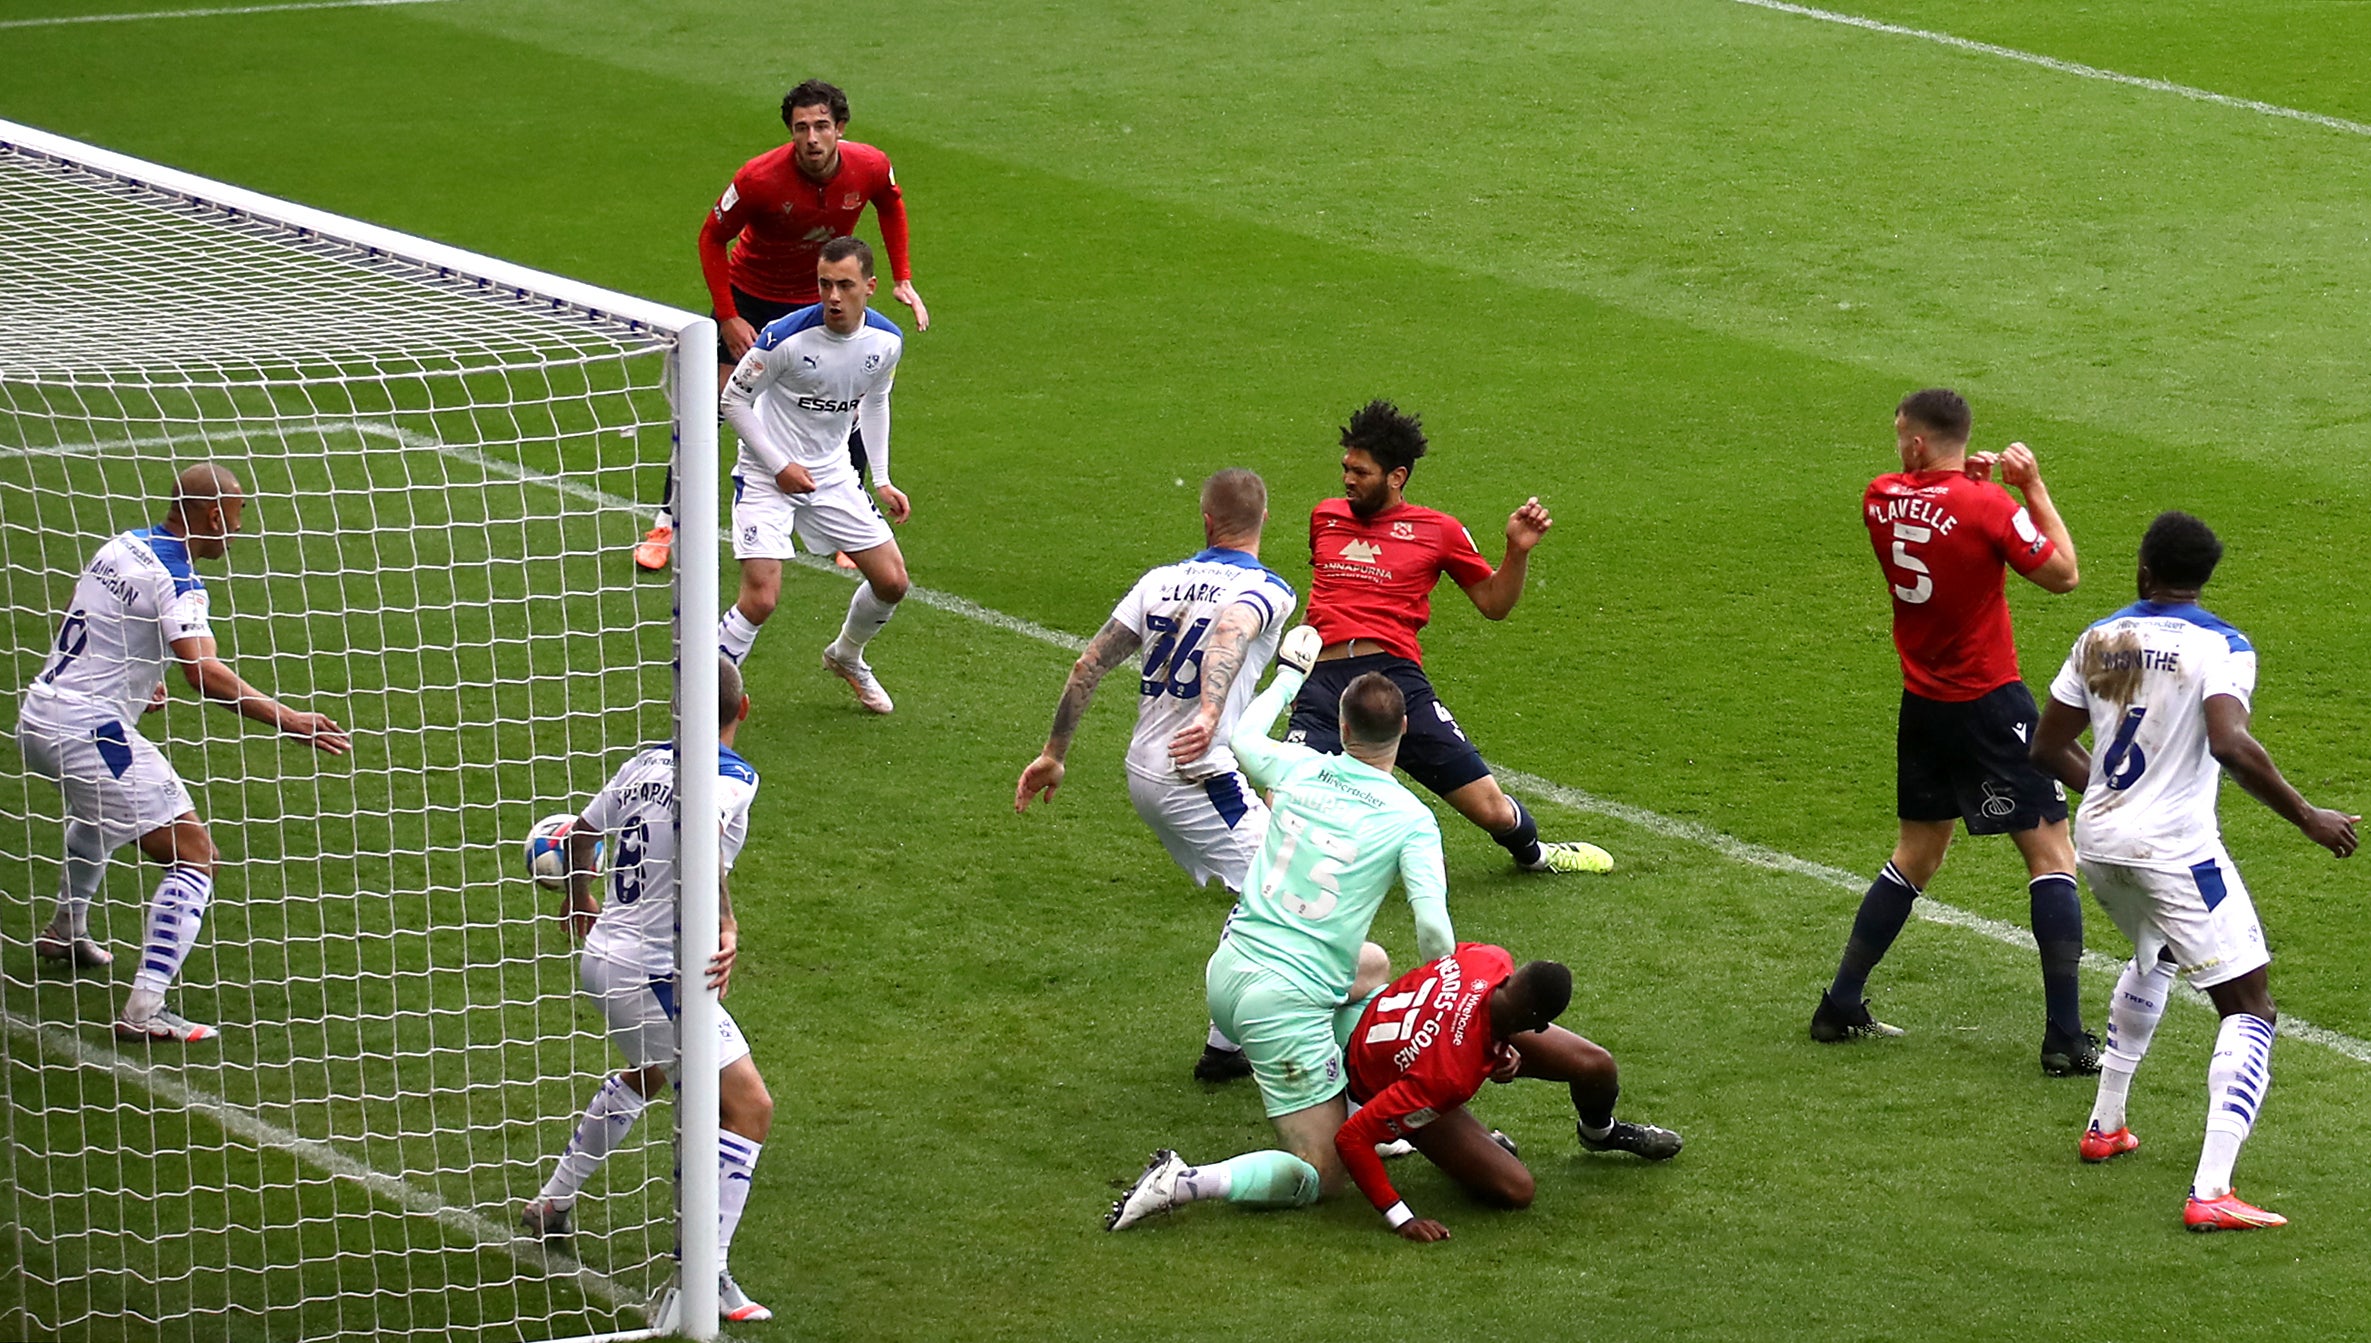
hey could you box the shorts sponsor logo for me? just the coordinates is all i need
[1980,779,2016,819]
[1285,729,1307,744]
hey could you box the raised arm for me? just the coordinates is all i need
[1997,443,2079,594]
[1166,601,1264,766]
[1460,498,1550,621]
[2205,696,2359,857]
[1014,619,1143,811]
[169,633,348,755]
[1230,627,1322,790]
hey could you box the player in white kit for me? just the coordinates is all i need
[715,236,911,714]
[14,464,349,1041]
[520,657,776,1323]
[1014,469,1297,1080]
[2031,511,2357,1233]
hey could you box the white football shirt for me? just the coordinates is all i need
[2049,600,2256,870]
[1109,548,1296,783]
[721,304,902,490]
[578,742,759,977]
[22,527,213,726]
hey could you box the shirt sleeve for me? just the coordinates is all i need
[1995,489,2056,576]
[860,339,899,486]
[1230,664,1315,789]
[2047,640,2089,710]
[1399,815,1453,962]
[1334,1076,1441,1219]
[577,774,623,836]
[1439,520,1497,590]
[872,160,913,284]
[157,580,212,646]
[1108,574,1152,640]
[2203,646,2258,710]
[699,175,752,319]
[718,777,755,874]
[1224,571,1295,636]
[720,342,791,474]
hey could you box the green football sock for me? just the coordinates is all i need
[1196,1150,1319,1208]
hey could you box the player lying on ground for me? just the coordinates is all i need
[1014,469,1297,1081]
[1290,400,1609,876]
[15,463,349,1041]
[642,78,927,571]
[1106,629,1457,1231]
[520,657,778,1322]
[715,236,912,714]
[2030,511,2356,1232]
[1336,943,1681,1241]
[1813,388,2098,1075]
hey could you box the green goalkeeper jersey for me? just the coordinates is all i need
[1221,665,1454,1003]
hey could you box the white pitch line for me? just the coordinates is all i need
[0,0,453,30]
[1728,0,2371,139]
[0,1008,647,1312]
[22,417,2369,1063]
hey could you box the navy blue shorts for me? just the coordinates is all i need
[1897,681,2069,835]
[1285,654,1492,798]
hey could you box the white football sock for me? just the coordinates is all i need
[717,1131,763,1272]
[832,582,898,657]
[2090,956,2174,1133]
[1173,1157,1231,1203]
[538,1075,648,1207]
[717,606,761,666]
[652,507,674,532]
[127,866,212,1010]
[2193,1012,2275,1199]
[50,821,110,938]
[1205,1023,1241,1053]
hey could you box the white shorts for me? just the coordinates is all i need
[1128,770,1269,891]
[2080,851,2270,989]
[731,471,892,561]
[16,708,196,849]
[580,953,752,1075]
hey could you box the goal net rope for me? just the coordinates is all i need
[0,119,720,1342]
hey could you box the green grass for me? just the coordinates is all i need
[4,1,2371,1339]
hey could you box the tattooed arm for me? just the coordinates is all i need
[1166,602,1265,768]
[1014,619,1143,811]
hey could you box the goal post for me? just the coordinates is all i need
[0,117,723,1342]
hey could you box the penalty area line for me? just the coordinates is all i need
[0,0,454,30]
[1725,0,2371,139]
[0,1008,646,1313]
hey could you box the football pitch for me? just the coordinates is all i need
[4,0,2371,1339]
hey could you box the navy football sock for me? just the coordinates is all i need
[1493,797,1544,867]
[1829,863,1920,1004]
[2029,872,2087,1036]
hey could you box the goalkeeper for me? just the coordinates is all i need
[1106,626,1458,1231]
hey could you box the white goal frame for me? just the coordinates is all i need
[0,117,724,1343]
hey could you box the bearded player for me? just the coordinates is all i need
[640,78,928,571]
[1106,631,1457,1231]
[2031,512,2356,1231]
[1013,469,1296,1081]
[15,464,349,1041]
[714,237,909,714]
[1811,388,2099,1076]
[520,657,776,1322]
[1288,400,1608,875]
[1336,943,1682,1242]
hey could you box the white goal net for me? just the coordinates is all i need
[0,120,722,1341]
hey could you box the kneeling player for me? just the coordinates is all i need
[1336,943,1681,1241]
[521,658,777,1322]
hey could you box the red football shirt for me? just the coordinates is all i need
[1864,469,2055,702]
[699,140,912,316]
[1336,943,1514,1219]
[1305,498,1495,664]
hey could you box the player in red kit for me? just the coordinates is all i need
[1281,400,1610,874]
[1338,943,1681,1241]
[1811,387,2099,1076]
[638,79,930,571]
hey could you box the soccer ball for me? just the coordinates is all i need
[525,813,601,890]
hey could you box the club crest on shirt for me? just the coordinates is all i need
[842,192,863,208]
[864,353,882,371]
[1391,521,1416,540]
[1340,539,1383,565]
